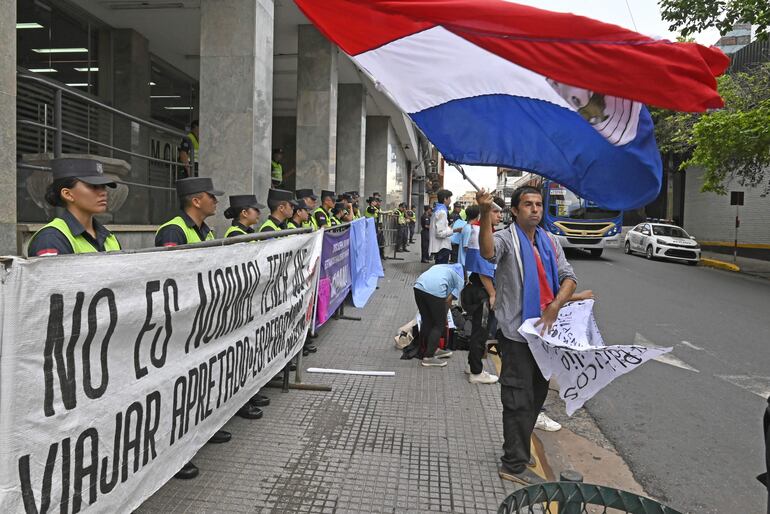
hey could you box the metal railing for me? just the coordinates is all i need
[16,70,189,224]
[498,482,682,514]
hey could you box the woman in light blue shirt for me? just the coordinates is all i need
[413,264,465,367]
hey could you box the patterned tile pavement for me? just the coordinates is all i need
[139,245,518,513]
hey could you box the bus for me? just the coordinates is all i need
[541,180,623,257]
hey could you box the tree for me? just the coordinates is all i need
[659,0,770,39]
[652,63,770,195]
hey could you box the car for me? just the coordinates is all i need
[624,222,701,265]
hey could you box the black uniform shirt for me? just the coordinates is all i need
[28,210,116,256]
[420,213,431,231]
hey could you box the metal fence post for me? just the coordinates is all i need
[53,89,62,158]
[559,470,584,514]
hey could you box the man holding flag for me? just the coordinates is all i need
[478,185,576,485]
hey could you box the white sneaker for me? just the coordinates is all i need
[420,357,448,368]
[434,348,453,359]
[468,370,499,384]
[535,412,562,432]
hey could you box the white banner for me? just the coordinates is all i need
[0,231,322,513]
[518,300,671,415]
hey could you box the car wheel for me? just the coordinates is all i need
[590,248,604,257]
[645,245,654,260]
[624,242,631,254]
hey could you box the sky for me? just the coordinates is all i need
[441,0,723,197]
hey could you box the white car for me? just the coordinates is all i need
[624,223,701,265]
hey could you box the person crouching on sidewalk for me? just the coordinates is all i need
[413,263,465,367]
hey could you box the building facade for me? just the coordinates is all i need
[7,0,434,254]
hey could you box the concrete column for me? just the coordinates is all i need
[364,116,389,200]
[111,29,152,225]
[200,0,273,233]
[295,25,338,193]
[336,84,366,194]
[0,3,17,254]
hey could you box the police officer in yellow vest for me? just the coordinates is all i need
[286,200,310,230]
[329,202,350,226]
[271,148,284,188]
[155,177,223,247]
[28,158,121,257]
[259,188,293,232]
[295,188,318,229]
[154,177,239,480]
[224,195,264,237]
[312,189,335,229]
[396,202,408,252]
[364,196,380,220]
[178,120,200,179]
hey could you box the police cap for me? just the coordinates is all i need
[295,188,317,201]
[320,189,335,200]
[224,194,263,219]
[267,188,294,204]
[176,177,224,197]
[51,158,118,188]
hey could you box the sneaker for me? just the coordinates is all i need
[464,363,471,374]
[535,412,562,432]
[468,370,499,384]
[434,348,453,359]
[420,357,448,367]
[498,465,545,485]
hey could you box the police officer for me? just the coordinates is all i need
[271,148,284,188]
[154,177,238,480]
[407,204,417,244]
[420,204,433,263]
[364,196,380,221]
[224,195,263,237]
[155,177,222,247]
[178,120,200,179]
[285,200,310,229]
[396,202,408,252]
[260,189,293,232]
[295,189,318,228]
[329,202,347,226]
[312,190,335,229]
[28,158,121,257]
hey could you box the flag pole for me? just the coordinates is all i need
[449,163,481,191]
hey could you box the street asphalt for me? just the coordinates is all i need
[567,246,770,514]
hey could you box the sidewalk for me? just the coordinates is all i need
[701,249,770,279]
[139,244,519,513]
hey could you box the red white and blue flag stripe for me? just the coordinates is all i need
[294,0,729,210]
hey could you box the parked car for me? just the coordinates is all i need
[624,223,701,265]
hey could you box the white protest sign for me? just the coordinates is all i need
[518,300,670,415]
[0,231,322,513]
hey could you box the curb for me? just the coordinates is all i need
[700,258,741,272]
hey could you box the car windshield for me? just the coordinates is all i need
[652,225,688,238]
[546,183,620,220]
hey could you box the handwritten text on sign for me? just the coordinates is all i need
[0,231,322,513]
[518,300,671,415]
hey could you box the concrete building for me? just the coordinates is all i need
[9,0,434,255]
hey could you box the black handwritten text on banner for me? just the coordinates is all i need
[0,231,322,513]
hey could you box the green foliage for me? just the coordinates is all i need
[659,0,770,39]
[653,63,770,195]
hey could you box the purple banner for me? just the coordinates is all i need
[315,228,352,327]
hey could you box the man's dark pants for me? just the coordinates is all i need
[461,278,490,375]
[420,230,430,261]
[409,222,415,243]
[450,243,459,263]
[434,247,451,264]
[497,333,549,472]
[414,288,447,358]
